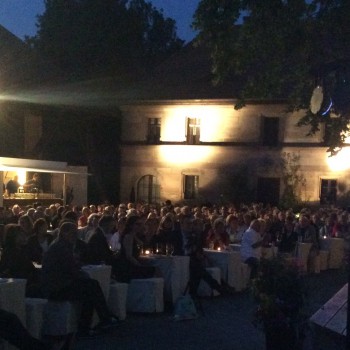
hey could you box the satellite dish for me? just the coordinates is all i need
[310,85,324,114]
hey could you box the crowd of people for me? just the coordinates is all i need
[0,199,349,346]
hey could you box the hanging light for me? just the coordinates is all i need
[310,85,324,114]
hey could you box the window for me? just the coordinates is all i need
[186,118,200,145]
[262,117,279,147]
[137,175,160,203]
[183,175,199,200]
[320,179,337,205]
[147,118,161,144]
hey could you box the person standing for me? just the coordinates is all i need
[23,173,42,193]
[6,175,20,195]
[240,219,266,279]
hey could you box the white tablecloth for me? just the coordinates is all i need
[203,249,241,290]
[261,246,278,260]
[81,265,112,327]
[295,242,312,273]
[319,237,332,251]
[81,265,112,300]
[139,255,190,303]
[0,278,27,350]
[0,278,26,324]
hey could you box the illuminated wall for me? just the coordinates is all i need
[119,100,350,204]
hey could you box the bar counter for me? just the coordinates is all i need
[3,193,63,207]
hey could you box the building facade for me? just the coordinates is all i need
[119,99,350,207]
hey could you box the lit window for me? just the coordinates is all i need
[183,175,199,199]
[186,118,200,145]
[147,118,161,144]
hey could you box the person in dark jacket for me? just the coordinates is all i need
[182,218,233,297]
[24,218,54,264]
[0,224,41,297]
[154,214,183,255]
[86,215,116,264]
[41,221,117,336]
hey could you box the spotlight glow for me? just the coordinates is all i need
[326,136,350,171]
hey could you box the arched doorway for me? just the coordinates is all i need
[136,175,160,204]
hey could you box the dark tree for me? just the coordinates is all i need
[25,0,184,203]
[193,0,350,155]
[31,0,184,79]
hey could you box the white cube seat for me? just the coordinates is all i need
[319,250,329,270]
[328,239,344,269]
[108,282,128,321]
[25,298,48,339]
[198,267,221,297]
[311,254,321,274]
[240,263,251,291]
[42,301,79,336]
[127,278,164,313]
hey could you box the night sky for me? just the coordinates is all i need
[0,0,199,42]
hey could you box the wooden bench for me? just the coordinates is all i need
[310,283,347,347]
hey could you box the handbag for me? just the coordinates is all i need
[173,294,198,321]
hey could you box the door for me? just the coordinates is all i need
[320,179,337,205]
[257,177,280,206]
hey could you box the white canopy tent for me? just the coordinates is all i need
[0,157,88,207]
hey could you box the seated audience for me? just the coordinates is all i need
[114,215,155,283]
[0,224,41,297]
[41,222,117,336]
[154,214,183,255]
[86,215,117,266]
[18,215,33,238]
[138,217,159,252]
[6,204,22,224]
[25,218,54,264]
[78,206,90,228]
[294,214,320,271]
[226,214,242,243]
[278,215,297,254]
[109,217,127,253]
[78,213,100,242]
[206,218,230,249]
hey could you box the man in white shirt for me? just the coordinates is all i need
[240,219,266,279]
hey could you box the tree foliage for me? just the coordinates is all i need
[279,152,306,209]
[31,0,184,79]
[193,0,350,154]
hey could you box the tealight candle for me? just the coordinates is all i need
[217,247,221,251]
[145,250,150,255]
